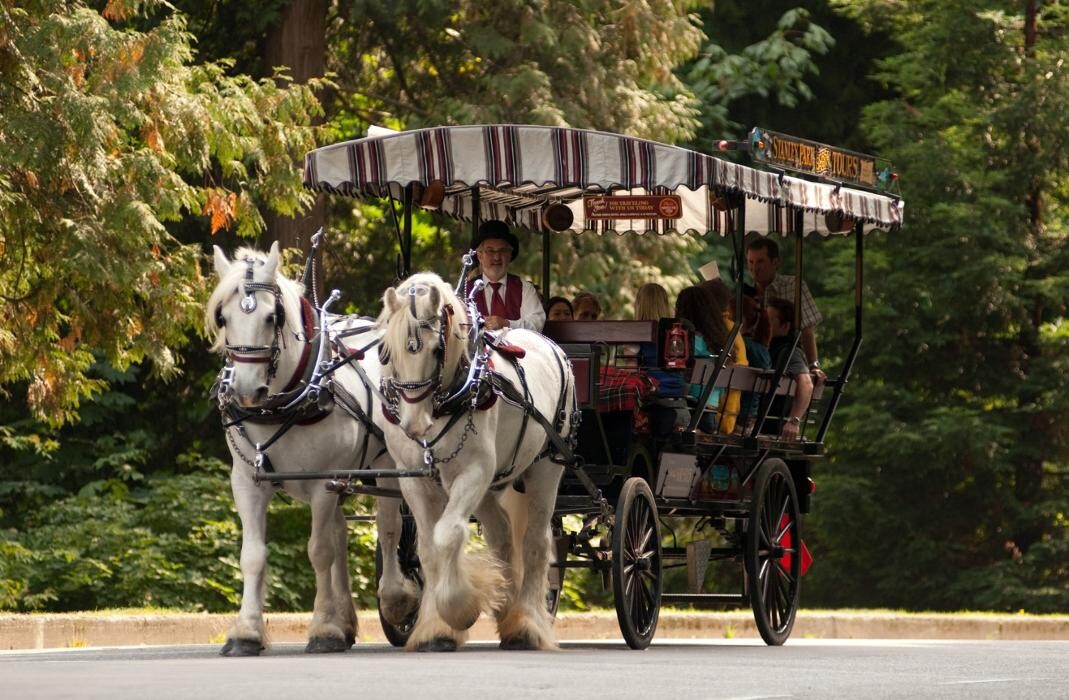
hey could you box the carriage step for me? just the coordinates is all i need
[661,593,745,608]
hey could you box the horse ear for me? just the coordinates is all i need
[263,241,280,278]
[213,246,231,277]
[383,287,402,314]
[428,285,440,315]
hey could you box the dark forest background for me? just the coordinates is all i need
[2,0,1066,614]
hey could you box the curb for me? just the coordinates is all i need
[2,610,1067,650]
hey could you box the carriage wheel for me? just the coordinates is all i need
[611,477,662,650]
[374,507,422,647]
[744,458,801,646]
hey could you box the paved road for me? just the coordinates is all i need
[3,639,1067,699]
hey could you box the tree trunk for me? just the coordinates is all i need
[262,0,328,278]
[1014,0,1045,553]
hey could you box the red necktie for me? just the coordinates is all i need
[490,282,507,318]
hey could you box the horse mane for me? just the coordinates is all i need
[377,272,469,380]
[205,246,305,354]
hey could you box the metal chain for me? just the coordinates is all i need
[225,426,256,468]
[311,239,321,309]
[424,410,477,466]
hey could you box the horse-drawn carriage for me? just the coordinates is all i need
[209,124,902,654]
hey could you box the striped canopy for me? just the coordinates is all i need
[303,124,904,236]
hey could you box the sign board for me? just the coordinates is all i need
[749,127,896,192]
[583,194,683,220]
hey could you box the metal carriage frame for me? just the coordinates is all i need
[295,123,903,649]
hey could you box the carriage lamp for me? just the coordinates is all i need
[664,322,690,369]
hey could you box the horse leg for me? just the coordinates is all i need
[400,479,467,652]
[375,483,420,626]
[474,488,519,621]
[330,497,358,647]
[433,466,507,632]
[498,459,563,651]
[221,464,273,657]
[304,490,350,653]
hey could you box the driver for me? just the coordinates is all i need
[467,220,545,332]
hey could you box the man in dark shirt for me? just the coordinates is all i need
[765,298,813,441]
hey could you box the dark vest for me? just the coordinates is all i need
[473,274,523,320]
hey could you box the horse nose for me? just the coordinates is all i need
[237,385,269,407]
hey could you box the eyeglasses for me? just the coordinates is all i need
[479,247,512,257]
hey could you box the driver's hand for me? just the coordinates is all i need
[484,315,509,331]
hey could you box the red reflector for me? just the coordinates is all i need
[778,516,813,576]
[808,477,816,494]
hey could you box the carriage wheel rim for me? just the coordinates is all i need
[623,493,659,636]
[755,472,799,635]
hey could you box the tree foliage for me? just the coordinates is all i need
[0,0,323,424]
[805,0,1069,612]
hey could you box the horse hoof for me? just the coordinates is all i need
[220,638,263,657]
[305,635,349,654]
[499,635,538,651]
[415,636,457,652]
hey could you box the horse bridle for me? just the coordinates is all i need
[381,285,458,413]
[221,257,288,382]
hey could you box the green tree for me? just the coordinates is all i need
[806,0,1069,612]
[0,0,323,425]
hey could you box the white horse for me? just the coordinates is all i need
[206,243,418,656]
[376,272,577,651]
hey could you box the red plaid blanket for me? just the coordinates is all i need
[597,367,656,413]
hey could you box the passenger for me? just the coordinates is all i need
[698,279,751,434]
[468,220,546,332]
[572,292,602,321]
[634,282,671,323]
[737,292,772,433]
[746,237,825,381]
[545,296,573,321]
[634,283,686,436]
[764,297,813,441]
[675,285,748,434]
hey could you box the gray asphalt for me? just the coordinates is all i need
[3,639,1067,699]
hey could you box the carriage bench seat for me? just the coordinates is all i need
[542,320,659,345]
[690,360,825,401]
[544,320,666,410]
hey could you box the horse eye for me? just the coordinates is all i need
[266,313,276,325]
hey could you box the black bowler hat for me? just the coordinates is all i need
[471,220,520,260]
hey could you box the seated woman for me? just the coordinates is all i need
[634,282,686,436]
[676,283,748,434]
[572,292,602,321]
[545,296,574,321]
[736,292,771,433]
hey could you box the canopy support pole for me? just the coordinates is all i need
[686,192,746,435]
[542,227,551,302]
[815,220,864,444]
[793,209,804,331]
[402,185,413,278]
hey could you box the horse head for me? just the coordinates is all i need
[207,241,305,407]
[378,272,467,438]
